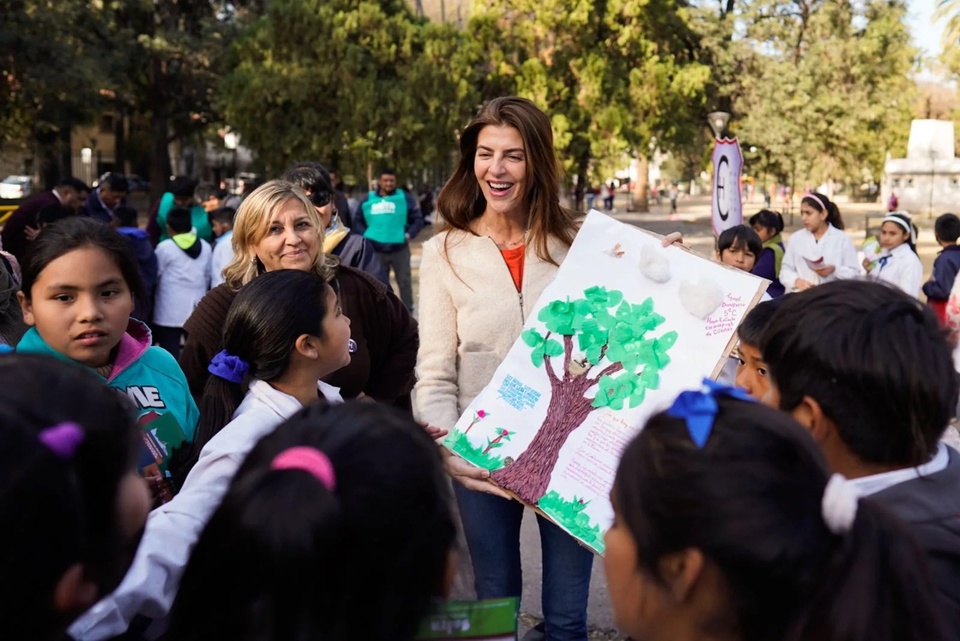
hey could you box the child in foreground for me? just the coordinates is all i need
[68,268,352,640]
[606,381,947,641]
[761,279,960,636]
[166,402,457,641]
[0,354,149,641]
[16,217,198,504]
[733,295,789,399]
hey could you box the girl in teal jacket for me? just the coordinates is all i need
[16,217,198,504]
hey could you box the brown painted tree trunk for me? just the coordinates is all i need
[491,375,596,503]
[633,153,649,213]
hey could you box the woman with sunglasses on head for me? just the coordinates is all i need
[282,162,389,286]
[179,180,418,410]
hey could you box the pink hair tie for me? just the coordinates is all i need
[271,446,336,491]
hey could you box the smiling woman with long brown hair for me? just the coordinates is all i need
[415,96,681,641]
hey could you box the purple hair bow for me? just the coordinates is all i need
[38,421,85,459]
[667,379,754,448]
[208,350,250,384]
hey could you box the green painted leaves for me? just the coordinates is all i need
[522,329,564,368]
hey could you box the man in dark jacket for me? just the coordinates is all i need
[282,162,388,286]
[761,280,960,638]
[354,169,424,312]
[1,176,86,261]
[80,173,128,223]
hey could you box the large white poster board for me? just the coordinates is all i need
[443,212,768,554]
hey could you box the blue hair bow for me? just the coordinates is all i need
[208,350,250,384]
[666,379,755,448]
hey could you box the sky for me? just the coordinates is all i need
[909,0,946,58]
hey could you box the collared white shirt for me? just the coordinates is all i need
[850,442,950,497]
[69,379,342,640]
[779,224,861,292]
[870,242,923,299]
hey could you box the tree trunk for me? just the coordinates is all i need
[114,107,126,175]
[575,151,589,211]
[491,377,596,503]
[633,153,650,213]
[148,59,170,204]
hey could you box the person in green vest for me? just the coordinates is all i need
[749,209,786,298]
[146,176,214,247]
[354,168,425,311]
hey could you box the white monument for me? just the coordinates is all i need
[883,119,960,214]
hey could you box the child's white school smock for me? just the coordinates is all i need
[869,243,923,299]
[779,224,860,293]
[68,379,342,640]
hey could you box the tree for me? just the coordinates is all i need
[462,0,709,209]
[221,0,477,180]
[490,286,676,503]
[687,0,915,190]
[0,0,106,185]
[90,1,256,200]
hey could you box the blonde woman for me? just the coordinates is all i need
[180,180,417,408]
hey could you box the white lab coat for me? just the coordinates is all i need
[779,224,860,292]
[869,243,923,299]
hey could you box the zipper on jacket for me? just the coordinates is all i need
[489,237,526,323]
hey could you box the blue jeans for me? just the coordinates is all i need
[454,484,593,641]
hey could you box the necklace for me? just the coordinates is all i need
[484,222,527,248]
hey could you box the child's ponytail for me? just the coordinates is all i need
[169,270,333,489]
[787,497,947,641]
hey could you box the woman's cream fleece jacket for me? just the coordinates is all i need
[414,230,569,429]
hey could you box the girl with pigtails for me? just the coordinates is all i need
[605,381,947,641]
[68,269,353,640]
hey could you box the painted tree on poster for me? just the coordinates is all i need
[491,286,677,503]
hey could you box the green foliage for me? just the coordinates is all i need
[0,1,104,145]
[445,430,505,472]
[689,0,915,185]
[465,0,709,193]
[537,490,604,553]
[220,0,481,176]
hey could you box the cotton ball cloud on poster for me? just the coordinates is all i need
[678,276,724,320]
[638,244,671,283]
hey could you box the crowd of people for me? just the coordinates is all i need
[1,95,959,641]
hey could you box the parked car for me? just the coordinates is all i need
[0,175,33,200]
